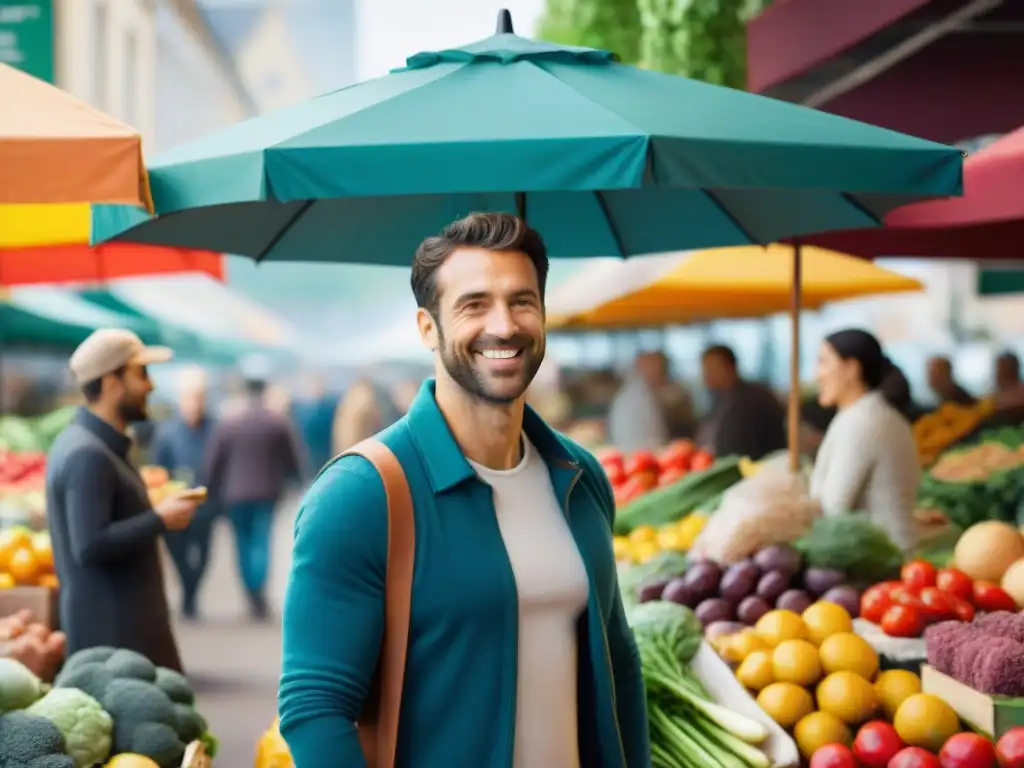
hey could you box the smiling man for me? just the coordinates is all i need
[278,213,649,768]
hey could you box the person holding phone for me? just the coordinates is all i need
[46,330,200,672]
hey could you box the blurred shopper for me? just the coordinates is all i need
[995,352,1022,396]
[811,329,920,550]
[46,330,199,671]
[698,344,786,460]
[205,376,304,620]
[280,213,648,768]
[292,374,335,472]
[607,351,670,452]
[331,377,402,453]
[926,355,975,406]
[152,367,218,620]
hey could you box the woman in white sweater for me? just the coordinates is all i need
[810,329,921,551]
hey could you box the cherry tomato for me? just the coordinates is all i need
[881,605,926,638]
[657,440,695,473]
[901,560,938,590]
[689,450,715,472]
[860,585,895,624]
[935,567,973,602]
[919,587,955,622]
[658,468,686,488]
[996,727,1024,768]
[853,721,904,768]
[809,744,857,768]
[946,595,975,623]
[971,580,1019,613]
[939,732,997,768]
[625,450,659,477]
[888,746,940,768]
[890,586,925,611]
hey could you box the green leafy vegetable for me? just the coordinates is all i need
[795,515,903,585]
[630,602,770,768]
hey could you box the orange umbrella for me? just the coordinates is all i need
[0,63,152,208]
[0,204,223,286]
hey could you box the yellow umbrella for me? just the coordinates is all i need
[547,244,923,330]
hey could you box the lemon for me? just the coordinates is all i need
[612,537,631,561]
[675,514,708,549]
[817,671,879,725]
[630,541,659,564]
[628,526,658,544]
[656,528,684,550]
[772,639,823,686]
[754,609,809,648]
[730,628,768,662]
[802,601,854,645]
[818,632,880,680]
[793,711,852,760]
[736,650,774,692]
[893,693,960,751]
[756,682,815,728]
[874,669,922,720]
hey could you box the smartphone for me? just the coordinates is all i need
[179,486,208,502]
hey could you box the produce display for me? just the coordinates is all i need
[0,609,64,681]
[0,409,77,455]
[917,427,1024,530]
[0,644,215,768]
[630,601,776,768]
[255,718,292,768]
[0,526,57,589]
[924,611,1024,696]
[912,399,994,467]
[597,440,719,511]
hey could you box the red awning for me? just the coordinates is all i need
[807,126,1024,259]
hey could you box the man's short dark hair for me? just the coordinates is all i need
[702,344,737,367]
[410,213,550,317]
[998,351,1020,374]
[81,365,126,403]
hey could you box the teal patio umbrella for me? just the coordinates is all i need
[93,11,963,264]
[1,288,159,349]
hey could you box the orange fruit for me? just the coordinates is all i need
[30,534,52,570]
[0,573,15,589]
[0,528,31,571]
[7,547,39,585]
[37,574,59,590]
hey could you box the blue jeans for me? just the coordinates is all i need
[227,500,276,598]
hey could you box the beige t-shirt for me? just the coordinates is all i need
[469,437,590,768]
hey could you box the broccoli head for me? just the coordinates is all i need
[55,649,187,768]
[155,667,194,706]
[0,710,74,768]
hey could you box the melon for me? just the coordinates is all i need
[954,521,1024,582]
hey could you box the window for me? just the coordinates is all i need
[123,30,137,126]
[91,2,108,110]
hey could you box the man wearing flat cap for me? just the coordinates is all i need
[45,329,200,671]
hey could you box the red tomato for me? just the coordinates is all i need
[881,605,926,638]
[972,581,1019,613]
[658,468,686,488]
[901,560,938,591]
[946,595,975,623]
[625,450,659,477]
[689,450,715,472]
[890,587,926,611]
[854,721,905,768]
[919,587,955,622]
[938,732,996,768]
[602,462,626,486]
[614,476,653,506]
[810,743,857,768]
[658,440,695,473]
[889,746,941,768]
[995,727,1024,768]
[936,568,974,602]
[861,585,896,624]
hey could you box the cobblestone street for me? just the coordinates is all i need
[165,499,299,767]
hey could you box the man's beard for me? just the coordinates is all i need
[118,395,148,423]
[437,324,544,405]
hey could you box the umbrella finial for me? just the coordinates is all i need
[496,8,514,34]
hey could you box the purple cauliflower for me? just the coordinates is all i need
[952,634,991,683]
[925,621,972,675]
[974,611,1024,644]
[973,637,1024,696]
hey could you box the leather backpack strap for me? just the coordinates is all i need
[338,439,414,768]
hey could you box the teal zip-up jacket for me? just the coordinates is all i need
[279,380,650,767]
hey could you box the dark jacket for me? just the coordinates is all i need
[205,400,304,505]
[45,409,181,671]
[279,380,649,768]
[701,380,787,460]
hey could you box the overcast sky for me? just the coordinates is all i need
[354,0,545,79]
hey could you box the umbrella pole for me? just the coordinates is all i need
[788,242,803,473]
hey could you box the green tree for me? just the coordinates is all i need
[536,0,644,64]
[638,0,771,87]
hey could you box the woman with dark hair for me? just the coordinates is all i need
[810,329,921,550]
